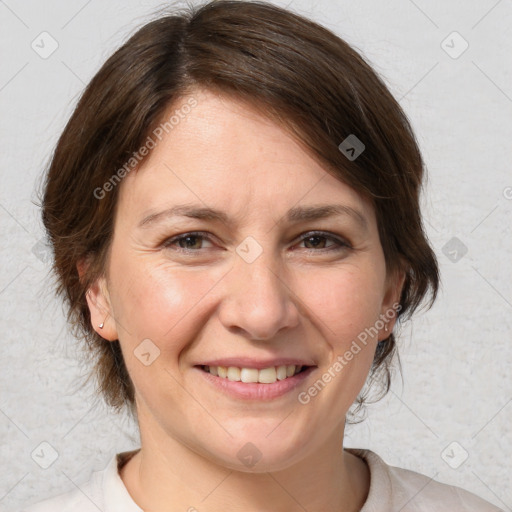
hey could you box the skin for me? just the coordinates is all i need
[83,88,404,511]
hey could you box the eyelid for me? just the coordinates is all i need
[162,230,352,252]
[162,231,215,249]
[296,230,351,248]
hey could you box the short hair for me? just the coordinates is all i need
[41,0,439,421]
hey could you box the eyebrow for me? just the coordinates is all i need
[138,203,368,231]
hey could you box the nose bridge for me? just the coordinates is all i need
[219,234,299,340]
[234,235,285,308]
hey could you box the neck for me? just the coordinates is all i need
[120,417,370,511]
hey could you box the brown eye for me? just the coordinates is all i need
[161,230,350,255]
[297,232,350,252]
[163,232,214,251]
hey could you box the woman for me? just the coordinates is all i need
[22,0,503,510]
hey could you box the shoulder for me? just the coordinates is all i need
[21,450,142,512]
[347,448,504,512]
[21,489,99,512]
[20,455,113,512]
[20,474,103,512]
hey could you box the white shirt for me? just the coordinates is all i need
[21,448,504,511]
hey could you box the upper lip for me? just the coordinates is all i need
[195,357,317,370]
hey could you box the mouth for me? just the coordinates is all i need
[198,364,308,384]
[193,363,317,400]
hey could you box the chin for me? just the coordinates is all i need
[196,423,310,473]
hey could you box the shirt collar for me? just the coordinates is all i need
[345,447,394,511]
[102,447,387,511]
[102,449,142,512]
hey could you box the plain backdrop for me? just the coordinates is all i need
[1,0,511,510]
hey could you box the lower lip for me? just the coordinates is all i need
[195,366,316,400]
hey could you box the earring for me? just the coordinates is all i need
[384,323,389,332]
[99,315,108,329]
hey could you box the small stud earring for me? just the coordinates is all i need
[99,315,108,329]
[384,323,389,332]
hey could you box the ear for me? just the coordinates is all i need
[77,258,118,342]
[378,265,406,341]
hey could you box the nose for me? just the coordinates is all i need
[217,248,301,341]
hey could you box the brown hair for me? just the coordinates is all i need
[41,0,439,421]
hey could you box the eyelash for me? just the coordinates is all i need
[162,231,351,254]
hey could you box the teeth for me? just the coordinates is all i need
[227,366,241,381]
[240,368,259,383]
[258,367,277,383]
[204,364,304,383]
[276,365,287,380]
[286,364,297,377]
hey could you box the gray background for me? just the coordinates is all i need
[1,0,511,510]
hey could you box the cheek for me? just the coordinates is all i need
[110,249,385,352]
[108,251,225,348]
[107,257,226,406]
[297,263,385,341]
[296,264,385,398]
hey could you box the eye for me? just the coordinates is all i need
[295,231,351,252]
[162,230,351,254]
[163,231,214,251]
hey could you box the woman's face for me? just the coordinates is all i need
[88,88,402,471]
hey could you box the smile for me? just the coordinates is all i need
[195,364,316,400]
[202,364,305,383]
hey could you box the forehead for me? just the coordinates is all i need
[117,88,376,228]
